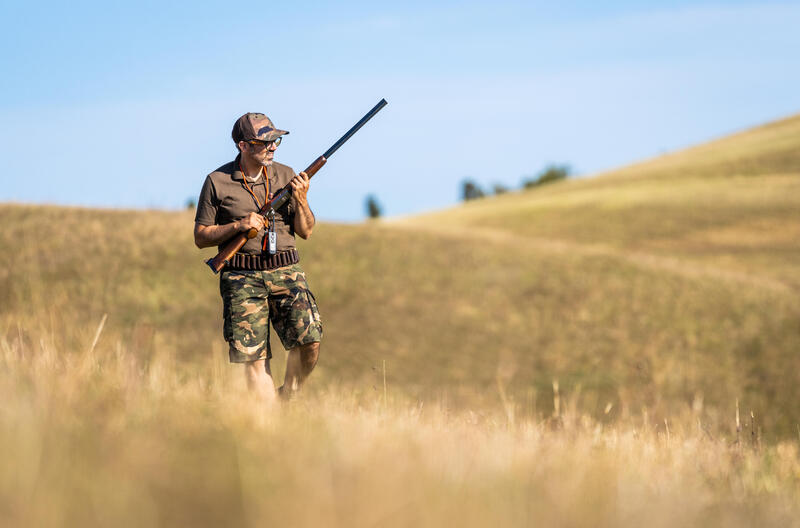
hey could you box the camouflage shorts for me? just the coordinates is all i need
[219,263,323,363]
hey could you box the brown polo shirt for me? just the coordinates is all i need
[195,155,298,254]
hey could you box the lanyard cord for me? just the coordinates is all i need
[239,163,268,208]
[238,163,271,251]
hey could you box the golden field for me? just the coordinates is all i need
[1,114,799,526]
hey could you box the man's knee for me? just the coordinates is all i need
[244,359,267,378]
[299,342,320,369]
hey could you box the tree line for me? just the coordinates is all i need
[462,163,572,201]
[364,163,572,219]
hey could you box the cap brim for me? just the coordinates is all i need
[254,128,289,142]
[266,129,289,141]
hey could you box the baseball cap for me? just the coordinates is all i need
[232,112,289,144]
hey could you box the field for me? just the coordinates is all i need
[1,114,800,526]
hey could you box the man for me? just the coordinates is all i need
[194,112,323,403]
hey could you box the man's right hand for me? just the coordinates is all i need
[237,212,265,232]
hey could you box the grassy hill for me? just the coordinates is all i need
[2,115,800,436]
[403,114,800,289]
[1,114,800,525]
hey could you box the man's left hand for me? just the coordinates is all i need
[290,172,310,205]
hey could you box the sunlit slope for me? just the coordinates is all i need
[1,199,798,436]
[402,114,800,289]
[604,112,800,181]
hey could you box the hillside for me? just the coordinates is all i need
[2,115,800,526]
[402,114,800,291]
[2,114,800,438]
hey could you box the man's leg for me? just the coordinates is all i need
[244,358,277,404]
[281,342,320,396]
[221,270,274,402]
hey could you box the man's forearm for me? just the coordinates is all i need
[293,198,315,239]
[194,221,242,248]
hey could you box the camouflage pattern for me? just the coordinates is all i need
[219,263,322,363]
[231,112,289,143]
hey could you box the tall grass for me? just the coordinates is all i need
[2,329,800,528]
[2,113,800,525]
[1,202,799,436]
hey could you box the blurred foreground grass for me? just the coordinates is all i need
[2,332,800,528]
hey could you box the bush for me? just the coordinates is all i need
[523,164,572,189]
[461,179,486,201]
[493,183,510,195]
[365,194,382,219]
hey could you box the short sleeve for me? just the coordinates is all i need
[194,176,218,226]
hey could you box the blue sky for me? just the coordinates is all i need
[1,1,799,220]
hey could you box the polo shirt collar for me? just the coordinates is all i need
[231,154,270,183]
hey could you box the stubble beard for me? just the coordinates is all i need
[244,149,273,168]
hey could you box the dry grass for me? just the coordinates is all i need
[0,202,799,526]
[2,331,800,528]
[3,203,798,434]
[2,113,800,525]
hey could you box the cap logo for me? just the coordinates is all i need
[257,126,274,135]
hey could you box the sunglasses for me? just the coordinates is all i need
[247,137,282,148]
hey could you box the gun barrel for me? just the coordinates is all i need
[322,99,388,160]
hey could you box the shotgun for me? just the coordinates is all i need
[205,98,388,273]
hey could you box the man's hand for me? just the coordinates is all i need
[236,212,265,232]
[290,172,311,206]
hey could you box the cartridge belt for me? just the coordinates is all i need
[226,249,299,271]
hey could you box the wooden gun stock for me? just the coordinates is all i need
[204,98,387,274]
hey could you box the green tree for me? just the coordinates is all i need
[523,164,572,189]
[461,179,486,201]
[365,194,382,219]
[493,183,510,195]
